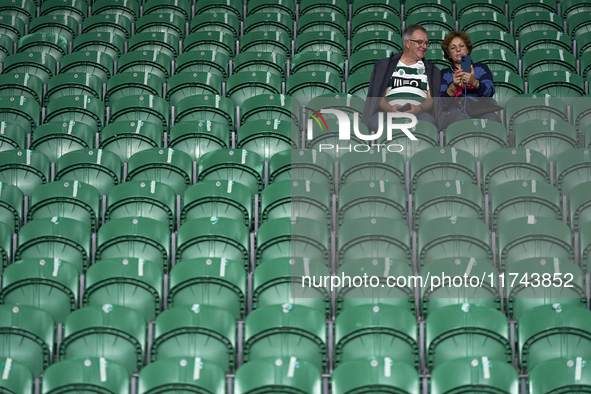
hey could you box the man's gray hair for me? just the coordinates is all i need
[402,24,428,43]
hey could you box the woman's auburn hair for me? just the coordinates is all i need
[440,31,474,60]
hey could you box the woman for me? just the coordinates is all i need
[438,32,502,130]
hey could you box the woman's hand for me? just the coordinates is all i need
[462,65,478,87]
[452,69,463,88]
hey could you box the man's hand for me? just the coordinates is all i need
[407,104,422,115]
[389,104,401,112]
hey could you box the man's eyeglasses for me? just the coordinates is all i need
[449,43,467,51]
[408,39,430,47]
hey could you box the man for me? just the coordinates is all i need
[361,24,442,131]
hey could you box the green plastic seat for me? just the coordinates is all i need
[55,149,121,196]
[491,180,560,233]
[1,258,78,324]
[506,258,586,320]
[459,11,509,33]
[197,149,263,196]
[294,31,347,55]
[471,48,518,74]
[151,304,236,372]
[291,51,344,78]
[410,147,478,193]
[59,50,114,83]
[40,0,87,23]
[59,304,145,374]
[568,11,591,39]
[491,69,524,107]
[42,357,130,394]
[45,72,102,107]
[168,257,246,319]
[336,257,415,315]
[83,258,162,322]
[335,304,418,369]
[233,51,286,80]
[349,49,393,75]
[456,0,505,17]
[305,116,366,162]
[109,95,169,132]
[351,11,401,36]
[28,14,78,43]
[226,71,282,108]
[116,50,171,81]
[176,217,249,269]
[260,179,330,225]
[235,356,322,394]
[338,217,411,266]
[236,119,298,162]
[470,31,516,53]
[338,180,406,226]
[30,121,94,163]
[445,118,507,162]
[514,119,577,162]
[243,304,327,371]
[92,0,139,22]
[138,356,225,394]
[105,72,163,107]
[0,34,14,63]
[253,257,330,317]
[99,120,162,162]
[143,0,190,19]
[182,31,235,58]
[190,12,240,37]
[73,31,125,60]
[519,31,572,58]
[406,12,454,35]
[569,181,591,231]
[331,356,419,394]
[168,120,230,161]
[577,220,591,272]
[44,95,105,133]
[126,148,192,195]
[528,357,591,393]
[515,11,563,39]
[195,0,241,16]
[127,31,180,59]
[0,357,33,394]
[286,71,342,106]
[307,93,366,120]
[352,0,400,16]
[134,13,185,39]
[0,182,23,232]
[0,222,11,270]
[418,217,492,270]
[555,148,591,196]
[15,217,90,273]
[0,95,41,132]
[504,94,568,134]
[522,49,576,79]
[0,72,43,105]
[175,94,235,131]
[0,149,49,196]
[562,0,591,18]
[166,72,222,106]
[1,52,56,84]
[247,0,295,17]
[105,180,176,231]
[426,304,510,371]
[375,119,439,161]
[0,121,26,153]
[0,0,36,24]
[96,217,170,272]
[269,149,334,193]
[518,304,591,373]
[351,30,403,53]
[182,180,251,227]
[300,0,347,16]
[482,148,549,194]
[414,180,483,231]
[298,11,347,36]
[345,70,371,97]
[430,356,519,394]
[578,31,591,58]
[498,217,574,272]
[405,0,451,16]
[244,12,293,36]
[0,304,55,376]
[509,0,557,18]
[0,13,25,42]
[28,180,100,232]
[421,47,448,69]
[529,71,585,104]
[175,50,229,80]
[582,55,591,83]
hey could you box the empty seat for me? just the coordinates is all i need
[190,12,240,37]
[405,0,451,16]
[498,217,574,272]
[17,32,68,61]
[555,148,591,196]
[335,304,419,368]
[470,31,516,53]
[43,357,129,394]
[298,11,347,36]
[528,357,591,393]
[83,14,132,39]
[73,31,125,60]
[59,304,145,374]
[15,217,91,274]
[338,180,406,226]
[376,119,439,161]
[345,70,371,97]
[99,120,162,162]
[195,0,241,16]
[0,122,25,153]
[569,181,591,231]
[247,0,295,17]
[0,181,23,232]
[349,49,392,75]
[151,304,236,372]
[300,0,347,16]
[44,95,105,133]
[406,12,454,35]
[482,148,549,194]
[0,73,43,105]
[241,94,300,126]
[519,31,572,58]
[105,72,163,107]
[523,49,577,79]
[244,12,293,36]
[116,50,171,82]
[45,72,102,106]
[166,72,222,107]
[55,149,122,196]
[59,51,114,83]
[577,220,591,272]
[28,180,101,232]
[574,96,591,133]
[28,15,78,43]
[1,258,78,324]
[168,257,246,319]
[0,0,36,24]
[409,147,478,193]
[351,30,402,53]
[0,149,49,197]
[0,95,41,133]
[197,149,263,196]
[471,48,519,74]
[460,11,509,33]
[291,51,344,78]
[504,94,568,134]
[126,148,192,195]
[269,149,334,192]
[109,95,169,132]
[91,0,139,21]
[168,121,230,161]
[135,13,185,39]
[239,31,288,58]
[236,119,299,162]
[0,222,11,270]
[351,11,401,36]
[352,0,400,16]
[175,94,235,131]
[286,71,342,106]
[127,31,180,59]
[514,11,563,39]
[30,121,94,163]
[182,31,235,58]
[491,70,525,107]
[445,118,507,162]
[336,149,401,190]
[295,31,347,55]
[567,10,591,39]
[226,71,282,108]
[0,356,33,394]
[305,116,366,162]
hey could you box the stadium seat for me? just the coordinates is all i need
[420,258,499,317]
[0,0,35,24]
[518,304,591,373]
[514,119,578,161]
[0,357,33,394]
[300,0,347,16]
[59,304,145,374]
[491,70,524,107]
[351,30,402,53]
[45,73,102,107]
[143,0,190,19]
[30,121,94,164]
[175,94,235,131]
[352,0,400,16]
[409,147,478,193]
[0,12,25,42]
[236,119,299,162]
[445,118,507,162]
[331,357,420,394]
[490,180,561,233]
[73,32,125,61]
[176,217,249,269]
[460,11,509,33]
[116,50,171,82]
[376,119,439,161]
[470,31,516,53]
[345,71,371,97]
[349,49,393,75]
[244,12,293,36]
[235,357,322,394]
[44,95,105,133]
[243,304,327,371]
[257,217,330,265]
[168,257,246,319]
[269,149,334,192]
[509,0,557,18]
[338,180,406,226]
[291,51,344,78]
[305,116,365,162]
[253,257,330,317]
[190,12,240,37]
[578,31,591,58]
[555,148,591,196]
[519,31,572,58]
[456,0,505,16]
[197,149,263,196]
[529,71,585,104]
[569,181,591,231]
[0,96,41,133]
[195,0,242,17]
[577,220,591,272]
[515,11,563,38]
[59,51,114,83]
[166,72,222,106]
[231,52,287,79]
[239,30,290,57]
[226,71,282,108]
[430,356,519,394]
[99,120,162,162]
[338,217,411,266]
[426,304,510,371]
[135,13,185,39]
[16,216,91,273]
[109,95,169,132]
[528,357,591,393]
[43,357,129,394]
[504,94,568,134]
[567,11,591,40]
[522,49,576,79]
[248,0,296,17]
[581,54,591,82]
[351,11,401,36]
[28,180,101,232]
[0,149,49,196]
[40,0,87,23]
[0,181,22,232]
[418,217,492,270]
[286,71,342,107]
[422,47,448,69]
[0,304,54,376]
[138,357,225,394]
[405,0,451,16]
[0,120,26,153]
[506,258,586,320]
[55,149,121,196]
[498,217,574,272]
[151,304,236,371]
[0,222,11,270]
[182,31,235,58]
[0,73,43,105]
[406,12,454,36]
[127,31,180,59]
[241,94,300,126]
[92,0,139,22]
[1,53,55,85]
[295,31,347,55]
[482,148,549,194]
[1,258,78,324]
[298,11,347,36]
[471,49,519,74]
[126,148,192,195]
[83,258,162,322]
[105,72,163,107]
[168,120,230,161]
[414,180,484,231]
[28,15,78,43]
[96,217,170,272]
